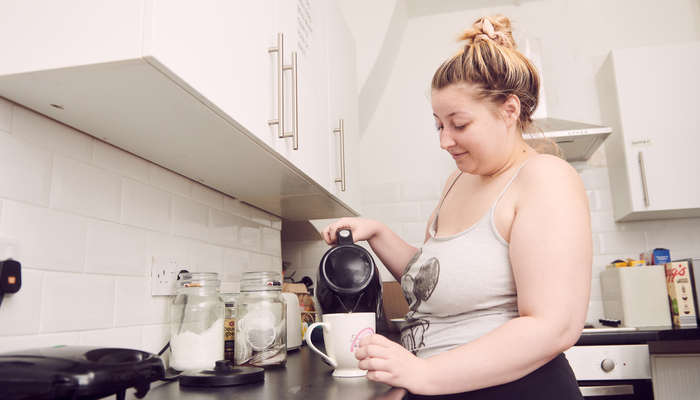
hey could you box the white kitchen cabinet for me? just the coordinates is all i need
[325,0,362,213]
[0,0,359,220]
[597,41,700,221]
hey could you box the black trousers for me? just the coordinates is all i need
[406,353,583,400]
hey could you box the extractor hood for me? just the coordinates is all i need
[524,117,613,162]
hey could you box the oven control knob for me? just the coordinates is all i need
[601,359,615,372]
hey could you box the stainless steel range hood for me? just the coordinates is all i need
[524,117,613,162]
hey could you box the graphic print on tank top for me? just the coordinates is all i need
[400,248,440,354]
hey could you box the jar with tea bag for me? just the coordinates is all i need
[170,272,224,371]
[235,271,287,367]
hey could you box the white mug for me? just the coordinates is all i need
[305,312,375,377]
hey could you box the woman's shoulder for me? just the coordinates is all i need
[516,154,586,195]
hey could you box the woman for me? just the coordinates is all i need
[321,14,591,399]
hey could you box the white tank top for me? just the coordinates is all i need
[400,162,530,358]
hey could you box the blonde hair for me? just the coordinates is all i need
[432,15,559,155]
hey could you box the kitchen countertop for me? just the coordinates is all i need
[575,325,700,346]
[125,345,396,400]
[121,327,700,400]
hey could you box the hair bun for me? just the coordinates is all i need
[459,15,516,49]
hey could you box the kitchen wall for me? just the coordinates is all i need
[0,97,282,354]
[283,0,700,323]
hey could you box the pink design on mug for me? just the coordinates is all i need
[350,327,375,352]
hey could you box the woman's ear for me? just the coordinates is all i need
[503,95,521,127]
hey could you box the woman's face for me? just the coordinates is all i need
[431,83,515,175]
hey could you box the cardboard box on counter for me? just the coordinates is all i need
[665,260,697,328]
[642,248,671,266]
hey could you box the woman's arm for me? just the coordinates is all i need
[322,218,418,281]
[356,156,592,394]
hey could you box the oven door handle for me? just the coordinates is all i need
[579,385,635,396]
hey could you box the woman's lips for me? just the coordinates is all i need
[449,151,467,159]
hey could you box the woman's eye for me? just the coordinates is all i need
[454,124,467,130]
[435,124,443,132]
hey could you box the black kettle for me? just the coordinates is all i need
[315,229,382,319]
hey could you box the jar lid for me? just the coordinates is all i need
[239,271,281,291]
[177,272,221,288]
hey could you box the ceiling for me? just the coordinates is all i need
[405,0,540,18]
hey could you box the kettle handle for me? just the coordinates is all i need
[336,229,354,246]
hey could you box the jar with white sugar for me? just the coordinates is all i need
[170,272,224,371]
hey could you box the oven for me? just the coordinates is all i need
[565,343,654,399]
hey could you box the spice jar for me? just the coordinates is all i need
[220,293,239,362]
[235,271,287,368]
[170,272,224,371]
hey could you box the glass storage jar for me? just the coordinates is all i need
[234,271,287,368]
[170,272,224,371]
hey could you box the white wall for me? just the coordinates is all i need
[283,0,700,323]
[0,98,283,355]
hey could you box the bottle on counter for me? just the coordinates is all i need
[235,271,287,368]
[170,272,225,372]
[220,292,239,362]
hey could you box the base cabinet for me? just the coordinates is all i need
[597,41,700,221]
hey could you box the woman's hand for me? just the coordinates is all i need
[321,218,382,246]
[355,334,429,394]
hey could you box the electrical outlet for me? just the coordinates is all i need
[151,257,189,296]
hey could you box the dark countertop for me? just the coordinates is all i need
[126,345,395,400]
[575,325,700,346]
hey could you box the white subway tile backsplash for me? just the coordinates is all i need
[598,231,647,255]
[192,242,224,276]
[51,155,122,223]
[150,164,193,198]
[193,183,224,210]
[400,180,442,201]
[41,272,115,333]
[223,248,250,283]
[0,97,12,133]
[645,228,695,251]
[249,207,272,227]
[239,219,262,252]
[92,139,150,183]
[262,226,281,256]
[0,201,87,272]
[114,277,169,327]
[12,106,93,163]
[80,326,143,349]
[0,131,52,207]
[0,97,284,353]
[0,332,80,354]
[86,220,149,276]
[579,167,610,190]
[209,208,238,247]
[143,324,170,356]
[360,203,381,220]
[172,196,209,241]
[593,188,614,211]
[401,222,427,244]
[420,200,439,221]
[147,232,192,261]
[122,178,172,234]
[380,201,422,223]
[0,269,42,337]
[590,210,619,233]
[224,198,250,219]
[362,182,400,204]
[300,244,329,271]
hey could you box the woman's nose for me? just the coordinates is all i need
[439,130,455,150]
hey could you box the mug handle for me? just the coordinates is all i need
[304,322,338,368]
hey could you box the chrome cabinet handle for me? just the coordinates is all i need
[639,151,649,206]
[333,119,346,191]
[268,33,299,150]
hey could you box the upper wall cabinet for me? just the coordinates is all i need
[597,41,700,221]
[0,0,360,221]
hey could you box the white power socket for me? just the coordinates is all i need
[151,256,189,296]
[0,238,20,260]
